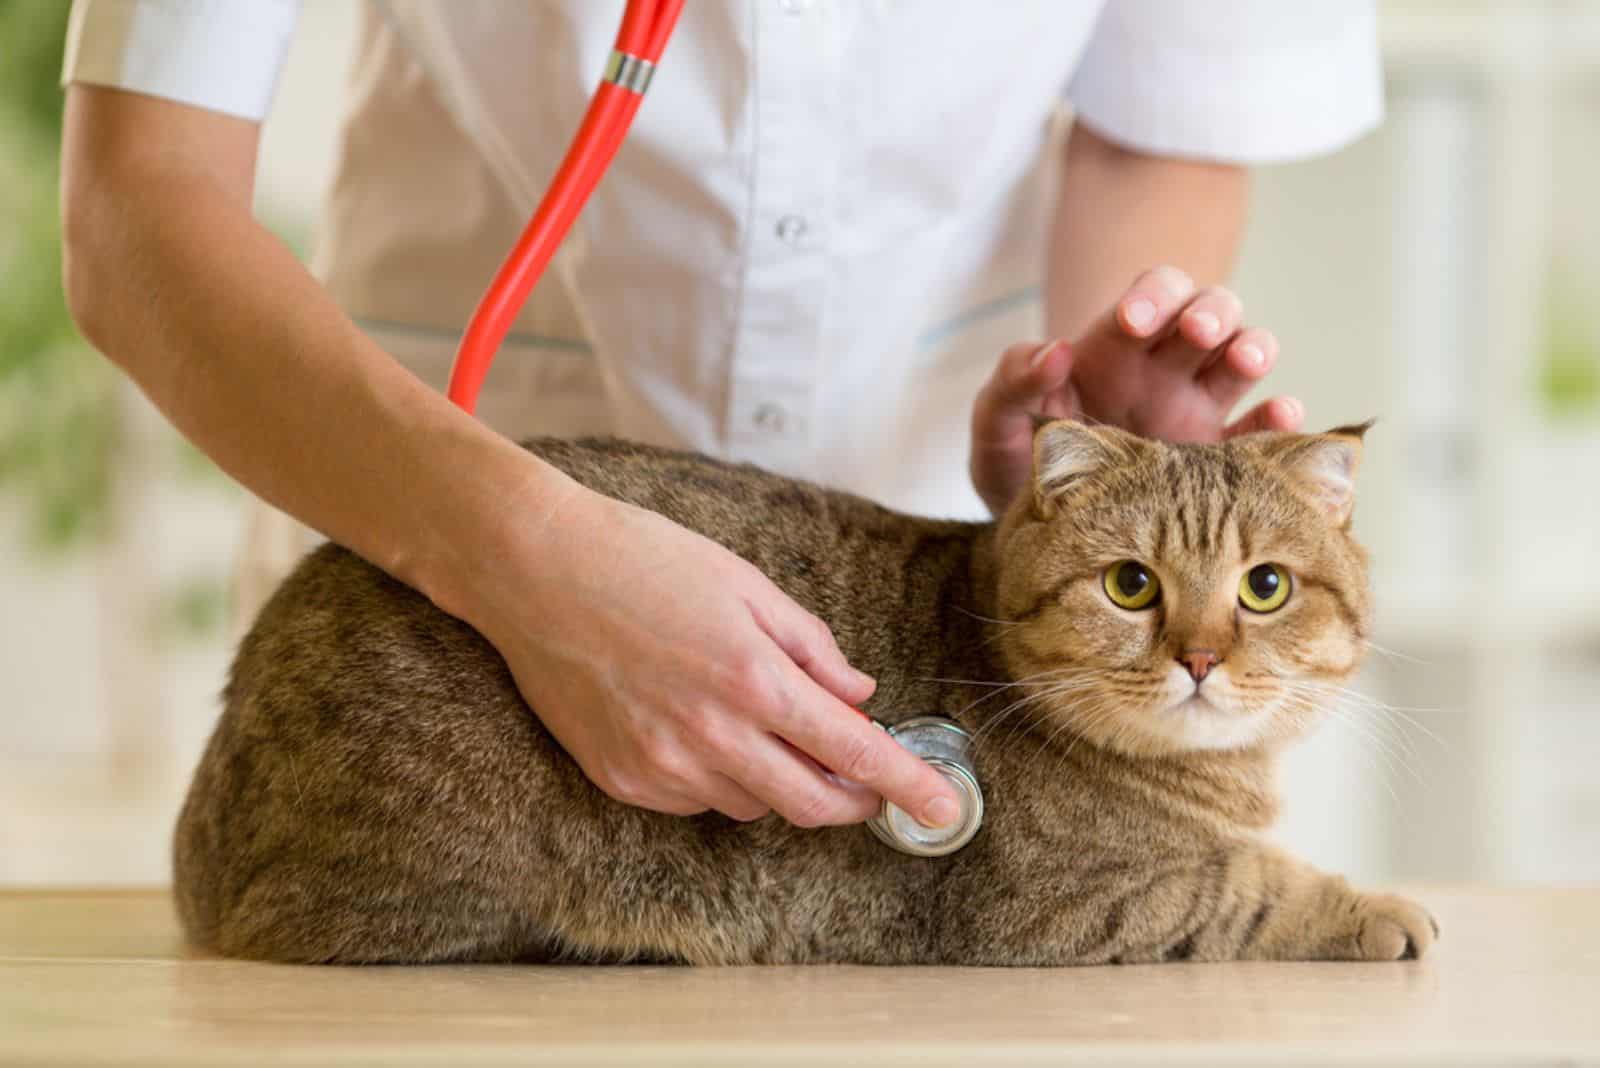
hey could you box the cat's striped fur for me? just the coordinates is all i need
[173,423,1435,965]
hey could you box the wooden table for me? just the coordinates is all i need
[3,887,1597,1066]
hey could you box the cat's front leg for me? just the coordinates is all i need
[1159,844,1440,963]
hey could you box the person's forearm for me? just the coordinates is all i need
[60,89,571,624]
[1047,121,1249,340]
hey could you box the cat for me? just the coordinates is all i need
[173,420,1437,965]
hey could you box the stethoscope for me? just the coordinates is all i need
[867,718,983,857]
[443,0,983,857]
[445,0,683,414]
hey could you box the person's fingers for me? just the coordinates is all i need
[747,587,877,707]
[1111,265,1196,340]
[720,729,884,828]
[970,340,1072,448]
[1199,326,1279,411]
[593,726,768,821]
[1223,396,1304,438]
[654,793,712,816]
[593,764,709,816]
[738,592,956,826]
[1167,286,1244,363]
[695,771,772,823]
[764,666,960,829]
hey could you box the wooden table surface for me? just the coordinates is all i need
[3,886,1598,1066]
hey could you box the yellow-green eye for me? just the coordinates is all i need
[1239,564,1292,613]
[1104,561,1161,610]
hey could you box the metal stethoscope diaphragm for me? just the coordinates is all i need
[866,717,983,857]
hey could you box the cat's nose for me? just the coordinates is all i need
[1179,649,1219,682]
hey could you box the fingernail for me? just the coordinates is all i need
[1124,299,1156,333]
[923,796,960,828]
[1154,264,1194,296]
[1239,343,1266,370]
[1187,310,1221,343]
[1028,341,1058,369]
[1281,398,1303,422]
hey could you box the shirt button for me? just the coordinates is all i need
[775,214,809,245]
[753,402,790,434]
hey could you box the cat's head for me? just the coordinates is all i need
[990,420,1372,757]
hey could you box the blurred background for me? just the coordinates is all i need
[3,2,1597,885]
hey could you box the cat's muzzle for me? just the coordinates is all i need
[867,717,983,857]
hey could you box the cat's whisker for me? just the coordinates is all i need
[1281,681,1424,762]
[1314,698,1423,792]
[922,666,1100,693]
[1341,725,1409,803]
[1049,697,1125,772]
[969,701,1041,749]
[979,627,1018,648]
[1362,638,1431,666]
[951,604,1026,629]
[969,677,1106,748]
[982,679,1118,755]
[1281,680,1452,766]
[1037,701,1095,765]
[958,675,1087,718]
[1299,681,1441,716]
[1289,678,1441,716]
[1282,692,1406,804]
[1039,687,1145,769]
[928,666,1105,725]
[918,676,1010,689]
[968,689,1060,748]
[1369,705,1456,761]
[994,680,1112,750]
[1030,703,1081,764]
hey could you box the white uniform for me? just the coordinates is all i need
[63,1,1381,582]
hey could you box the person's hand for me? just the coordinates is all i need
[468,479,962,829]
[969,265,1305,514]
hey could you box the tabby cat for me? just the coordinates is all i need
[173,420,1437,965]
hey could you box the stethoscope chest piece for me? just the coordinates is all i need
[867,716,983,857]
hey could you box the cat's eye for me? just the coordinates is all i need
[1103,561,1161,611]
[1239,563,1292,613]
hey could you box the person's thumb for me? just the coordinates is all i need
[971,339,1073,450]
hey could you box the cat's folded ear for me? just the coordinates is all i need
[1259,420,1373,526]
[1032,420,1144,518]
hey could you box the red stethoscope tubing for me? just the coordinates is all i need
[446,0,684,414]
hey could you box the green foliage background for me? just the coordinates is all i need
[1,1,232,638]
[0,0,117,550]
[1538,259,1600,422]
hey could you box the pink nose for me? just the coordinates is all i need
[1180,650,1219,682]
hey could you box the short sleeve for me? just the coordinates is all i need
[1068,1,1383,164]
[61,0,302,121]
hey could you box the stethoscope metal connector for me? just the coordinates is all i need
[867,716,983,857]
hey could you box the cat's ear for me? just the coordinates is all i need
[1267,421,1372,526]
[1032,420,1140,518]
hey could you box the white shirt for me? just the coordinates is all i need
[63,0,1382,519]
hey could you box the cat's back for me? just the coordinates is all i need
[524,435,909,550]
[173,437,978,960]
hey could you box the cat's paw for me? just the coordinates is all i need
[1345,893,1439,961]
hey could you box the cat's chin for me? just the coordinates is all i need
[1150,693,1274,754]
[1057,691,1276,758]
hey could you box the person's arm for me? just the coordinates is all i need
[61,88,532,602]
[62,86,959,830]
[1045,121,1248,341]
[968,122,1302,515]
